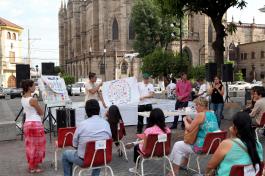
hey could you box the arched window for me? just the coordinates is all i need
[208,23,213,43]
[129,20,135,40]
[121,61,128,74]
[112,18,119,40]
[7,32,11,39]
[12,33,16,40]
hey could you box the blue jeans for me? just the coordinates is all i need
[62,150,101,176]
[210,103,224,127]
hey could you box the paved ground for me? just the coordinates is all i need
[0,96,260,176]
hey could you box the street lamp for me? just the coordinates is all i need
[35,65,39,79]
[103,48,106,81]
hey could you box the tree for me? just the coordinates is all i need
[234,71,244,81]
[62,74,75,85]
[131,0,177,57]
[54,66,65,75]
[156,0,247,74]
[188,65,205,80]
[141,48,190,78]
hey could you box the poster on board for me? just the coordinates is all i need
[102,77,140,107]
[38,76,70,107]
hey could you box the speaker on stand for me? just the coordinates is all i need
[222,64,234,103]
[42,62,55,75]
[205,63,217,82]
[16,64,30,88]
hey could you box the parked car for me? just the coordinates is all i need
[5,88,23,99]
[0,88,4,98]
[75,82,86,93]
[71,83,82,96]
[228,81,251,91]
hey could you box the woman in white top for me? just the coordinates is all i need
[21,79,45,173]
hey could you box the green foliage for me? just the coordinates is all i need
[156,0,247,74]
[141,48,190,78]
[131,0,178,57]
[234,71,244,81]
[188,65,205,80]
[54,66,65,75]
[62,74,75,85]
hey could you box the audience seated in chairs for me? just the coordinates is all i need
[61,99,112,176]
[169,97,219,176]
[106,105,127,159]
[207,112,263,176]
[125,108,171,173]
[249,86,265,126]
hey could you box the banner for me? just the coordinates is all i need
[38,76,69,107]
[102,77,140,107]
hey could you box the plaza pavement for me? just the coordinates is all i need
[0,97,262,176]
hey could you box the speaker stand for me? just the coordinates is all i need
[14,107,26,140]
[42,104,57,143]
[224,82,233,103]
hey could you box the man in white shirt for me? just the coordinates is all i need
[166,78,176,99]
[85,72,107,108]
[197,79,208,99]
[137,73,155,133]
[62,99,112,176]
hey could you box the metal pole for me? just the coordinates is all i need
[180,18,183,59]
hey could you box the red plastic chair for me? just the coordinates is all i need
[115,122,128,160]
[229,162,264,176]
[134,133,175,176]
[187,131,227,174]
[255,113,265,141]
[54,127,76,170]
[72,139,114,176]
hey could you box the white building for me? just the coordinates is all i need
[0,17,23,88]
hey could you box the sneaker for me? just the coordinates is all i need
[129,167,137,173]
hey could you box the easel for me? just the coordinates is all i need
[42,104,65,142]
[14,107,25,140]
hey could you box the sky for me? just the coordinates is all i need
[0,0,264,69]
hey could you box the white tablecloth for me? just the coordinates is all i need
[51,99,195,126]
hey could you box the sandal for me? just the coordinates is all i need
[35,168,43,173]
[28,169,36,173]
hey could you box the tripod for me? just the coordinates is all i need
[14,107,25,140]
[42,104,58,142]
[224,82,233,103]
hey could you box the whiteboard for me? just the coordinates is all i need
[38,76,69,107]
[102,77,140,107]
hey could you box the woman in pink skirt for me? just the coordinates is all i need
[21,79,45,173]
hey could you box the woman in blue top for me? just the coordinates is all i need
[207,112,263,176]
[169,97,219,175]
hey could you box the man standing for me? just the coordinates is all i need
[170,73,192,129]
[137,73,155,133]
[62,99,112,176]
[85,72,107,108]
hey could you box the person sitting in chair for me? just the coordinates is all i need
[62,99,112,176]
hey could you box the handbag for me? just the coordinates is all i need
[184,125,199,144]
[184,113,205,144]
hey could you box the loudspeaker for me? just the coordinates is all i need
[56,108,75,130]
[205,63,217,82]
[16,64,30,88]
[222,64,233,82]
[41,62,55,75]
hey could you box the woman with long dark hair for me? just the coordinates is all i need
[21,79,45,173]
[106,105,124,143]
[209,76,224,127]
[126,108,170,173]
[207,112,263,175]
